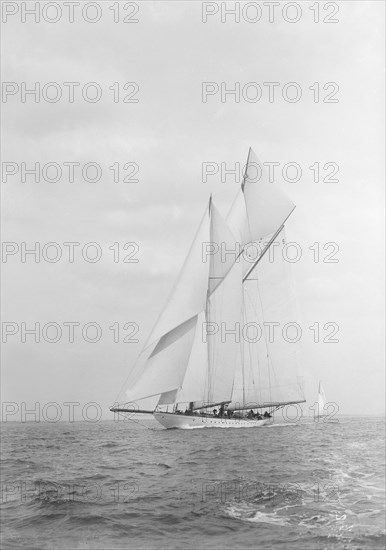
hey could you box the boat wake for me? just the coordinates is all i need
[226,503,289,525]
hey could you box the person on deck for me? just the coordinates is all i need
[218,405,225,417]
[264,411,272,418]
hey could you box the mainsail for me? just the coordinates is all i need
[206,257,243,406]
[116,148,306,413]
[228,228,305,410]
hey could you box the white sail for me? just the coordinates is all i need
[125,315,197,403]
[229,228,305,409]
[145,203,211,348]
[206,257,243,405]
[178,204,244,409]
[318,382,326,416]
[122,202,211,405]
[173,310,209,405]
[226,188,251,247]
[208,201,241,294]
[227,148,295,252]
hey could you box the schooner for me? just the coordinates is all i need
[111,148,306,429]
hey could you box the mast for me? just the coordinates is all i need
[241,294,246,408]
[205,195,212,407]
[205,286,211,406]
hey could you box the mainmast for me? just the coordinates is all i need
[205,195,213,406]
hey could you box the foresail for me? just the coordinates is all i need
[173,310,208,405]
[125,315,198,403]
[145,203,211,348]
[121,203,211,406]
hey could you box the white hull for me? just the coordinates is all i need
[153,412,270,430]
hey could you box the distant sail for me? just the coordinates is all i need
[318,382,326,416]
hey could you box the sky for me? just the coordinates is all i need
[1,0,385,420]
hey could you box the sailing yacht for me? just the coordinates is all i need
[111,148,306,429]
[316,381,327,419]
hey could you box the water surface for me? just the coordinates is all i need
[1,416,385,549]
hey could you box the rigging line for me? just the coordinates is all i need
[216,281,224,375]
[254,269,283,404]
[253,268,275,404]
[245,292,254,402]
[252,283,261,403]
[206,197,214,406]
[241,146,252,192]
[243,285,259,403]
[212,270,233,403]
[205,291,211,405]
[243,225,283,282]
[112,346,149,406]
[249,284,263,402]
[242,207,296,283]
[231,300,244,402]
[242,292,247,407]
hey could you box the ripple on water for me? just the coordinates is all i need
[1,417,385,550]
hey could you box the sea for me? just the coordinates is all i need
[1,415,385,550]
